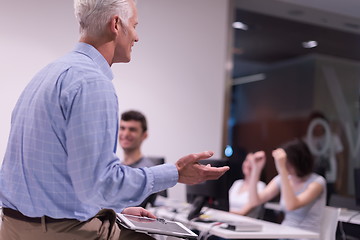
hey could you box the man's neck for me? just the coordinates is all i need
[79,36,115,66]
[123,149,143,166]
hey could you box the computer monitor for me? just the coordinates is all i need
[355,168,360,206]
[186,159,230,220]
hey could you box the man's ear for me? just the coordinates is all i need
[142,131,148,141]
[110,16,122,34]
[113,15,127,35]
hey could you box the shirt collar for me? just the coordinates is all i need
[73,42,114,81]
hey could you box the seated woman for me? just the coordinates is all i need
[228,155,266,218]
[239,139,326,238]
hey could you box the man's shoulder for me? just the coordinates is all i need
[36,51,97,81]
[49,53,113,91]
[56,52,99,75]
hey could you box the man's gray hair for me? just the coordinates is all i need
[74,0,134,37]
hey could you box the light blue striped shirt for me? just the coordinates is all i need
[0,43,178,221]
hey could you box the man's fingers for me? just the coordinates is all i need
[196,151,214,162]
[196,164,230,181]
[188,151,214,163]
[204,166,230,180]
[176,151,214,170]
[141,209,156,219]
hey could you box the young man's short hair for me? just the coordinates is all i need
[121,110,147,132]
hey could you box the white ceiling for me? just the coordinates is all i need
[235,0,360,34]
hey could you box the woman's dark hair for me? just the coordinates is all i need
[281,138,314,177]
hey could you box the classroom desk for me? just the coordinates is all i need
[265,202,360,225]
[337,209,360,225]
[152,198,319,239]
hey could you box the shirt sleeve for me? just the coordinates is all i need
[62,77,178,211]
[314,175,326,187]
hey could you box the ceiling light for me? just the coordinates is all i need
[302,40,318,48]
[232,21,248,30]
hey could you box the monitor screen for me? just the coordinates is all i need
[186,159,230,220]
[355,168,360,206]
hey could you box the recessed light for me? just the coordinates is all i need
[302,40,318,48]
[232,21,248,31]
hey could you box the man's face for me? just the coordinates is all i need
[119,120,147,151]
[114,0,139,63]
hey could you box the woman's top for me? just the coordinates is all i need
[229,179,266,217]
[275,173,326,237]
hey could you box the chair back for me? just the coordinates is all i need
[320,206,340,240]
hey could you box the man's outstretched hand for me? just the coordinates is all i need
[175,151,230,185]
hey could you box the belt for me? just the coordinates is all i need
[2,208,74,223]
